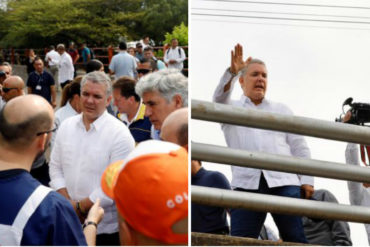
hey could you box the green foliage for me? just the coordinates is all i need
[0,0,187,48]
[164,22,188,46]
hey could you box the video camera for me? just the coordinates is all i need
[335,97,370,125]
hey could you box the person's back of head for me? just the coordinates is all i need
[86,59,104,73]
[160,108,188,149]
[0,95,53,151]
[101,140,188,245]
[113,76,140,102]
[135,68,188,107]
[119,41,127,51]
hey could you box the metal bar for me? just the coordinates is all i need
[192,99,370,145]
[191,232,307,246]
[192,186,370,224]
[192,142,370,183]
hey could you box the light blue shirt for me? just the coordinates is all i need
[109,51,137,79]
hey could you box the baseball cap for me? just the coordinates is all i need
[101,140,188,244]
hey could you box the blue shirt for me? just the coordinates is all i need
[81,47,90,63]
[27,70,55,103]
[109,51,137,78]
[191,167,231,233]
[0,169,87,245]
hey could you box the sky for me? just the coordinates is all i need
[190,0,370,245]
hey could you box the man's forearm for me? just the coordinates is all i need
[57,188,71,200]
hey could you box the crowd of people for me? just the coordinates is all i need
[191,44,368,246]
[0,38,188,245]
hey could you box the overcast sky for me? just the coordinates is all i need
[190,0,370,244]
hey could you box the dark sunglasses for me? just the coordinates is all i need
[36,127,57,136]
[2,87,18,93]
[137,69,151,75]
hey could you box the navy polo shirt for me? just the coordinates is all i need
[27,70,55,103]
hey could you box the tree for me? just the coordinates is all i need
[0,0,187,48]
[164,22,188,46]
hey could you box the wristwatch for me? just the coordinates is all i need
[83,221,98,229]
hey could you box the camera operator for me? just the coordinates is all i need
[342,111,370,244]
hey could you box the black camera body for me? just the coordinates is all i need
[335,98,370,125]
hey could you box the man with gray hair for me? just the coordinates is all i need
[135,68,188,139]
[49,71,135,245]
[213,44,313,243]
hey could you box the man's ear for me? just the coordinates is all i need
[36,133,47,151]
[172,94,183,109]
[106,95,112,107]
[239,76,244,86]
[119,219,135,245]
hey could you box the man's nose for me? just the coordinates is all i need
[145,106,152,117]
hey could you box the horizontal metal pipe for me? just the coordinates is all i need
[192,186,370,224]
[192,142,370,183]
[192,99,370,145]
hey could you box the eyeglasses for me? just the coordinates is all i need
[36,126,57,136]
[2,87,18,93]
[137,69,151,75]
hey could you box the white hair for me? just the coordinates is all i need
[135,69,188,106]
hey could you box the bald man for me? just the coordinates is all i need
[1,76,24,102]
[160,108,188,149]
[0,95,87,245]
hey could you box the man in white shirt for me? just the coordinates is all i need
[49,71,135,245]
[56,44,74,89]
[213,44,313,243]
[44,45,60,85]
[109,41,137,79]
[163,38,186,71]
[135,69,188,140]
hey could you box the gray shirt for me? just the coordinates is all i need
[109,51,137,79]
[303,189,352,246]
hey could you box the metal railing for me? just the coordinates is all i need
[191,99,370,224]
[192,99,370,145]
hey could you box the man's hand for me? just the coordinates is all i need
[86,198,104,225]
[301,184,314,199]
[51,101,57,108]
[230,43,252,75]
[342,111,352,123]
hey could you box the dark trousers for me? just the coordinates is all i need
[96,232,120,246]
[230,175,308,243]
[30,161,50,186]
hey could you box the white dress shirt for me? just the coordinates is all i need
[345,143,370,244]
[213,69,313,189]
[51,101,79,149]
[49,111,135,234]
[57,52,74,83]
[44,49,60,66]
[163,47,186,70]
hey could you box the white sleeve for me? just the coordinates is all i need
[213,68,238,104]
[49,127,66,190]
[163,49,170,63]
[346,143,366,205]
[175,48,186,63]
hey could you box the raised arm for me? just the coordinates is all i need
[213,44,252,104]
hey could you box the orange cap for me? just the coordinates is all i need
[101,140,188,244]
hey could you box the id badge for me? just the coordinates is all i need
[36,85,42,90]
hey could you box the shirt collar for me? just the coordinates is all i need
[240,94,268,106]
[78,110,108,131]
[118,102,146,125]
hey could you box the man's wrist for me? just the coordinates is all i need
[228,67,237,77]
[83,221,97,229]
